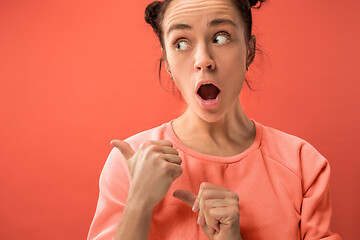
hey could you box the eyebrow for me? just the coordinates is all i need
[166,18,237,37]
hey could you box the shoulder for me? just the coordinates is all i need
[259,122,313,160]
[122,121,169,152]
[255,121,330,188]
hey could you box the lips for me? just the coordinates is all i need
[195,80,221,100]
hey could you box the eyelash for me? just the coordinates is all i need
[172,31,232,50]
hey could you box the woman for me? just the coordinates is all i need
[87,0,342,239]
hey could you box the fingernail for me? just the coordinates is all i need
[192,203,199,212]
[197,216,201,225]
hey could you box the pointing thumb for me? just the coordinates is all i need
[110,139,135,161]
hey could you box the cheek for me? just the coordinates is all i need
[217,47,247,72]
[215,48,246,94]
[166,59,192,98]
[168,55,193,84]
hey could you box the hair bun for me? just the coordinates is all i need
[145,1,164,33]
[248,0,266,8]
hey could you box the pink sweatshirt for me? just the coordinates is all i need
[87,118,342,240]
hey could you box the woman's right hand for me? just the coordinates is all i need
[110,139,183,210]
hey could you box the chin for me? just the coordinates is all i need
[196,109,227,123]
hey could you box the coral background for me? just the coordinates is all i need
[0,0,359,239]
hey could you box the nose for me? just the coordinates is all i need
[193,45,215,72]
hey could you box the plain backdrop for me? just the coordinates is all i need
[0,0,359,239]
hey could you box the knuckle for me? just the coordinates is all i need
[139,142,146,149]
[176,165,183,175]
[142,147,151,157]
[227,197,238,205]
[153,151,161,160]
[173,166,183,179]
[148,147,161,159]
[162,163,174,175]
[144,140,155,148]
[160,162,169,171]
[230,205,240,215]
[148,144,158,152]
[199,199,205,210]
[140,141,152,152]
[208,207,215,216]
[200,182,208,189]
[202,189,210,199]
[203,199,211,209]
[175,156,182,164]
[231,200,239,210]
[232,192,239,201]
[228,213,239,224]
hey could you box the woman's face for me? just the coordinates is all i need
[162,0,254,122]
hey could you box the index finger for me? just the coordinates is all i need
[192,182,229,212]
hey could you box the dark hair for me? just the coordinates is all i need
[145,0,266,102]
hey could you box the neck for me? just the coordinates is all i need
[174,99,254,145]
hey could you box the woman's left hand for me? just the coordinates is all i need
[173,182,242,240]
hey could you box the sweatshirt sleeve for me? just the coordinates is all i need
[87,147,131,240]
[299,142,342,240]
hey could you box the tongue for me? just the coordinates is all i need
[198,84,220,100]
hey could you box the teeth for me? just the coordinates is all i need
[198,83,216,91]
[196,81,220,93]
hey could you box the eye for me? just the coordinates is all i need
[213,32,231,45]
[174,39,190,51]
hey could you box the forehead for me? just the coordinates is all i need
[163,0,243,34]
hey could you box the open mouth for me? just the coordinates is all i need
[197,83,221,100]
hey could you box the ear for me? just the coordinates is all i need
[246,35,256,67]
[161,47,171,74]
